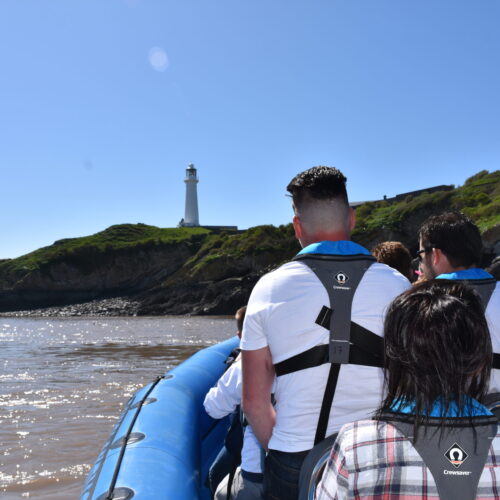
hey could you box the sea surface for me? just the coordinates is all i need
[0,316,235,499]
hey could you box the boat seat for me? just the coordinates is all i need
[298,433,338,500]
[484,392,500,421]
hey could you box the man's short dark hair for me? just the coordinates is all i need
[286,166,348,209]
[418,211,482,268]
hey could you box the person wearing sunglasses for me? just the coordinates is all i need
[417,211,500,393]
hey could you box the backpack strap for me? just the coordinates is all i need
[378,412,498,500]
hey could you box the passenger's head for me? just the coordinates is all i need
[286,166,355,247]
[371,241,413,281]
[418,212,482,279]
[381,280,491,421]
[235,306,247,338]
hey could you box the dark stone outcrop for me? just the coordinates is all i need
[137,272,264,316]
[0,225,299,316]
[0,242,197,313]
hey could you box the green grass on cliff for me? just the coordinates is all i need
[1,169,498,289]
[353,170,500,237]
[0,224,211,279]
[177,224,299,282]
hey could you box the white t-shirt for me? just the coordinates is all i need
[436,270,500,394]
[203,357,262,474]
[487,283,500,393]
[241,244,410,453]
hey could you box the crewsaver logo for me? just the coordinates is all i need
[445,443,468,468]
[334,272,349,286]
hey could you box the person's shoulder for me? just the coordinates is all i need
[486,282,500,318]
[225,355,242,373]
[254,259,315,288]
[363,262,411,288]
[489,281,500,299]
[337,419,380,445]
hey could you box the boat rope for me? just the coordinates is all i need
[104,374,166,500]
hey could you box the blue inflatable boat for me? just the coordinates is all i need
[81,336,240,500]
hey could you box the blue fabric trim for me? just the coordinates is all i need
[390,396,492,417]
[437,268,494,280]
[297,241,371,256]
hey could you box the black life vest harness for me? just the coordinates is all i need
[376,411,498,500]
[274,256,499,448]
[274,252,380,446]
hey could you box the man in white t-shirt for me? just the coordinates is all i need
[241,166,410,499]
[417,211,500,392]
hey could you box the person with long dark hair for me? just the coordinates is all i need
[316,280,500,500]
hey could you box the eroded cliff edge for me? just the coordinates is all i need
[1,170,498,316]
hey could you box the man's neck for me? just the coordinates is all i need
[300,231,350,248]
[442,264,473,274]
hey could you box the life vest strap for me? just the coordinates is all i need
[274,320,384,377]
[459,277,496,310]
[493,353,500,370]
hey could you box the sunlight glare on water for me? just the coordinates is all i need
[0,316,235,499]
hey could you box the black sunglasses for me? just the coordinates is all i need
[416,247,433,262]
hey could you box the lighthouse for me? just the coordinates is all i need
[180,163,199,227]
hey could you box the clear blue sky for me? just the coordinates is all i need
[1,1,499,259]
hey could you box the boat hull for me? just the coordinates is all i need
[81,336,239,500]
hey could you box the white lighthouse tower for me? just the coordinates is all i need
[181,163,199,227]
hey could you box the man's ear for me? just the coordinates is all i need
[432,247,445,268]
[348,207,356,232]
[292,215,302,241]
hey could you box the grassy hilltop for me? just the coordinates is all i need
[0,225,212,287]
[355,170,499,233]
[0,169,498,314]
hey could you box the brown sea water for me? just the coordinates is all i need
[0,316,235,499]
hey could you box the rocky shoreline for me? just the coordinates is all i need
[0,296,141,318]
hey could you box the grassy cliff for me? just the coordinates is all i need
[0,169,498,314]
[351,169,500,256]
[0,224,211,288]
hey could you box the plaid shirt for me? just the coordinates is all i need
[316,419,500,500]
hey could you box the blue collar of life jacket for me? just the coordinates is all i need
[297,240,371,257]
[390,396,493,417]
[437,268,494,281]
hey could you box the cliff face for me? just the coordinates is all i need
[0,242,196,311]
[0,224,300,315]
[136,225,300,315]
[0,225,211,312]
[0,170,498,316]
